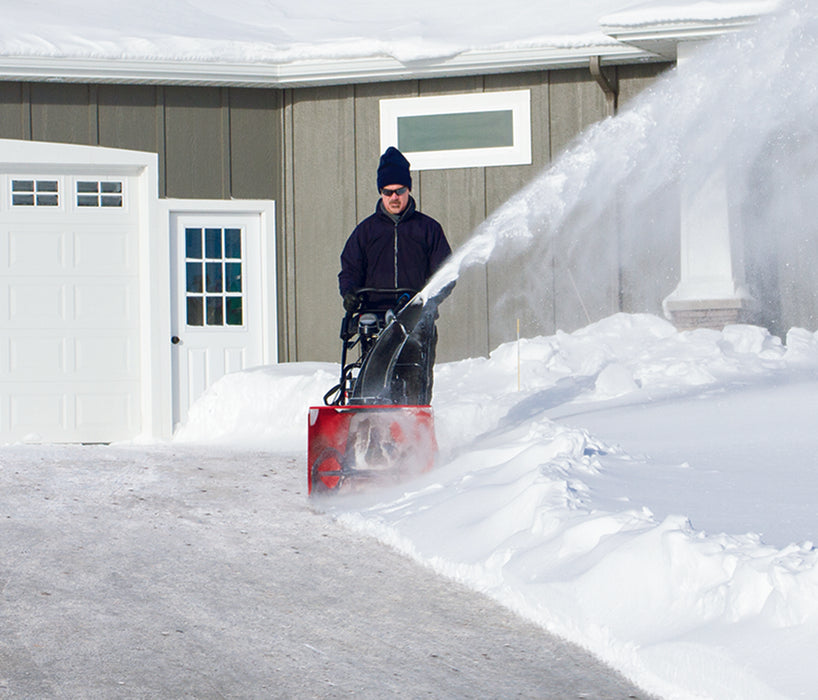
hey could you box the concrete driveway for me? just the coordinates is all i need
[0,444,654,699]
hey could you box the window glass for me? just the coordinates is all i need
[187,297,203,326]
[205,228,222,259]
[226,297,243,326]
[224,228,242,258]
[206,297,223,325]
[183,226,245,328]
[185,228,202,259]
[398,110,514,153]
[11,179,60,206]
[75,180,123,207]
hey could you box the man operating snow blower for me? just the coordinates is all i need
[339,146,451,395]
[307,147,453,494]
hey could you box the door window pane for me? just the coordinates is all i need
[226,297,243,326]
[205,262,223,293]
[187,297,203,326]
[186,262,203,293]
[185,228,202,259]
[225,262,242,293]
[224,228,241,258]
[206,297,223,325]
[183,225,246,328]
[205,228,222,259]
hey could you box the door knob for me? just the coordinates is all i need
[171,336,181,345]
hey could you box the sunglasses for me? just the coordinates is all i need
[380,186,408,197]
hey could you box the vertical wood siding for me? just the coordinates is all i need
[11,63,798,368]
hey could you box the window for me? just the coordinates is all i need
[380,90,531,170]
[184,226,244,327]
[11,179,59,206]
[77,180,124,207]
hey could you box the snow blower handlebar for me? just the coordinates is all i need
[324,287,418,406]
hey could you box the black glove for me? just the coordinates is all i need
[343,292,359,312]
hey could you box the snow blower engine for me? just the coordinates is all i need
[307,288,439,494]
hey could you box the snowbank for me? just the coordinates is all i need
[177,313,818,700]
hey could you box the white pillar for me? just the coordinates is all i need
[663,41,756,329]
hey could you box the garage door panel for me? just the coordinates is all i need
[75,390,137,437]
[74,281,136,325]
[3,333,136,380]
[10,391,69,436]
[75,334,136,376]
[74,229,135,273]
[9,336,68,375]
[3,383,139,442]
[8,229,68,271]
[8,282,68,324]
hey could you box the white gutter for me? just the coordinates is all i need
[0,43,656,88]
[600,5,776,61]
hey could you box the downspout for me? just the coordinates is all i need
[590,55,622,312]
[590,56,618,117]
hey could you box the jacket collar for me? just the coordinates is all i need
[377,195,416,224]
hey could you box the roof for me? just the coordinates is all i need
[0,0,777,87]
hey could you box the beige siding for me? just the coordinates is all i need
[289,85,358,362]
[29,83,96,144]
[0,82,27,139]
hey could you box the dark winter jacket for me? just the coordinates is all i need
[338,197,451,298]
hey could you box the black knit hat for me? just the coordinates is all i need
[377,147,412,191]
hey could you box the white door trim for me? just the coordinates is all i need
[162,199,277,429]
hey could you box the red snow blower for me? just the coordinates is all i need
[308,288,439,495]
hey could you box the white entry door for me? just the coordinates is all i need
[170,212,264,429]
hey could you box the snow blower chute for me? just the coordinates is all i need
[308,288,439,494]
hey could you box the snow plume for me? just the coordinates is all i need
[426,0,818,338]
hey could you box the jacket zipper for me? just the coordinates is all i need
[393,221,399,288]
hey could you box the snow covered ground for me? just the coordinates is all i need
[3,1,816,698]
[176,313,818,700]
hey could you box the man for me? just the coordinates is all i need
[338,146,452,404]
[338,146,451,310]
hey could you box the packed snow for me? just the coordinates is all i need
[176,314,818,700]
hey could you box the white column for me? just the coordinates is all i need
[663,40,755,328]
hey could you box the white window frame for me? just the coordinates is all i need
[379,90,531,171]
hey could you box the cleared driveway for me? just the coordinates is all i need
[0,445,653,699]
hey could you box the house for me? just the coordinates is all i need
[0,1,782,442]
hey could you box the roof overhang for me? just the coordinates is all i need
[0,4,776,88]
[0,42,658,88]
[600,4,775,61]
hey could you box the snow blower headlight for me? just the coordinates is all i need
[358,313,379,336]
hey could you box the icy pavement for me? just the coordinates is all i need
[0,444,653,699]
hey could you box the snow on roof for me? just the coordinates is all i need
[0,0,775,86]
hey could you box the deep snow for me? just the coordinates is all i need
[0,0,776,64]
[176,314,818,700]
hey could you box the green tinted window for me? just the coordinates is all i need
[397,110,514,153]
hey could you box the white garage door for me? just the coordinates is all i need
[0,173,141,442]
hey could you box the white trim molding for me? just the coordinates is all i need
[380,90,532,171]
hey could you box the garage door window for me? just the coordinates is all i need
[77,180,124,207]
[11,179,59,206]
[184,226,243,327]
